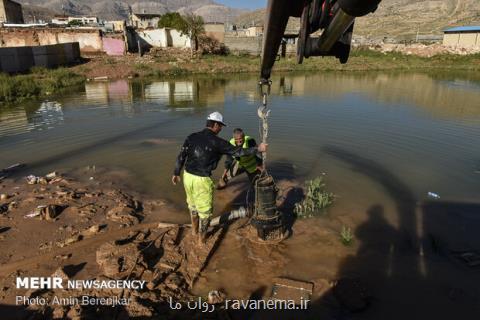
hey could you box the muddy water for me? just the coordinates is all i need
[2,72,480,316]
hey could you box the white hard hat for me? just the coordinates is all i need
[206,111,226,126]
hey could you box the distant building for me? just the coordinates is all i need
[68,16,99,25]
[443,26,480,48]
[51,15,68,25]
[131,12,162,29]
[245,25,263,37]
[51,16,99,26]
[204,22,225,43]
[105,20,126,32]
[0,0,24,24]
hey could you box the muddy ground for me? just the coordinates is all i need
[1,165,480,320]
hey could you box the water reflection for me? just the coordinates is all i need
[0,71,479,202]
[5,71,477,135]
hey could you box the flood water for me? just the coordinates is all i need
[1,71,480,317]
[2,72,479,204]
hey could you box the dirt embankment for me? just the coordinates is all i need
[367,43,480,57]
[72,47,480,81]
[0,164,371,320]
[0,166,232,319]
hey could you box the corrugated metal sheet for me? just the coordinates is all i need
[443,26,480,33]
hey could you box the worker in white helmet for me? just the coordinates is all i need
[172,112,268,245]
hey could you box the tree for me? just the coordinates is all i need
[180,14,205,55]
[158,12,187,30]
[68,20,83,27]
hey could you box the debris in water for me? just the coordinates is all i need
[46,172,59,179]
[427,191,440,199]
[453,251,480,267]
[1,163,25,175]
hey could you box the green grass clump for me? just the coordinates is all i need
[340,225,354,246]
[294,177,335,218]
[0,68,84,104]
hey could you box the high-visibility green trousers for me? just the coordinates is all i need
[183,170,214,219]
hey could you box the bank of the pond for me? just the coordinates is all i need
[71,49,480,80]
[0,67,85,104]
[2,49,480,104]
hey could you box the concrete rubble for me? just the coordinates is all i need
[366,43,480,57]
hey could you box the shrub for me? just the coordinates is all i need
[294,177,335,218]
[340,225,354,246]
[0,68,84,104]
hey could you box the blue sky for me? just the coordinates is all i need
[216,0,267,10]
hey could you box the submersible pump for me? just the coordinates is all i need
[251,173,286,241]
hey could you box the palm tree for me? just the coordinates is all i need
[181,14,205,56]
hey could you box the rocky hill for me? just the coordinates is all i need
[17,0,246,22]
[235,0,480,39]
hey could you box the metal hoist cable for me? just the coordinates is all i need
[257,80,272,173]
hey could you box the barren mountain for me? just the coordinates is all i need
[17,0,246,22]
[236,0,480,39]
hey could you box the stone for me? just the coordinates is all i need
[96,241,141,278]
[106,205,140,225]
[82,224,101,236]
[208,290,226,304]
[43,204,66,220]
[164,272,184,291]
[51,267,70,282]
[58,235,82,247]
[7,202,17,211]
[0,203,8,214]
[46,172,59,179]
[52,306,66,319]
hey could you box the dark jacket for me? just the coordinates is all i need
[174,128,259,177]
[224,138,263,170]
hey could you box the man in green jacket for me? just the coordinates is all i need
[217,128,263,190]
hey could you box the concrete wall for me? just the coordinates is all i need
[459,33,479,47]
[224,36,263,55]
[224,35,296,55]
[169,29,191,48]
[0,42,80,73]
[0,28,103,53]
[443,32,480,48]
[134,28,191,51]
[102,37,125,56]
[137,29,169,48]
[0,0,24,24]
[0,28,127,55]
[55,31,103,52]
